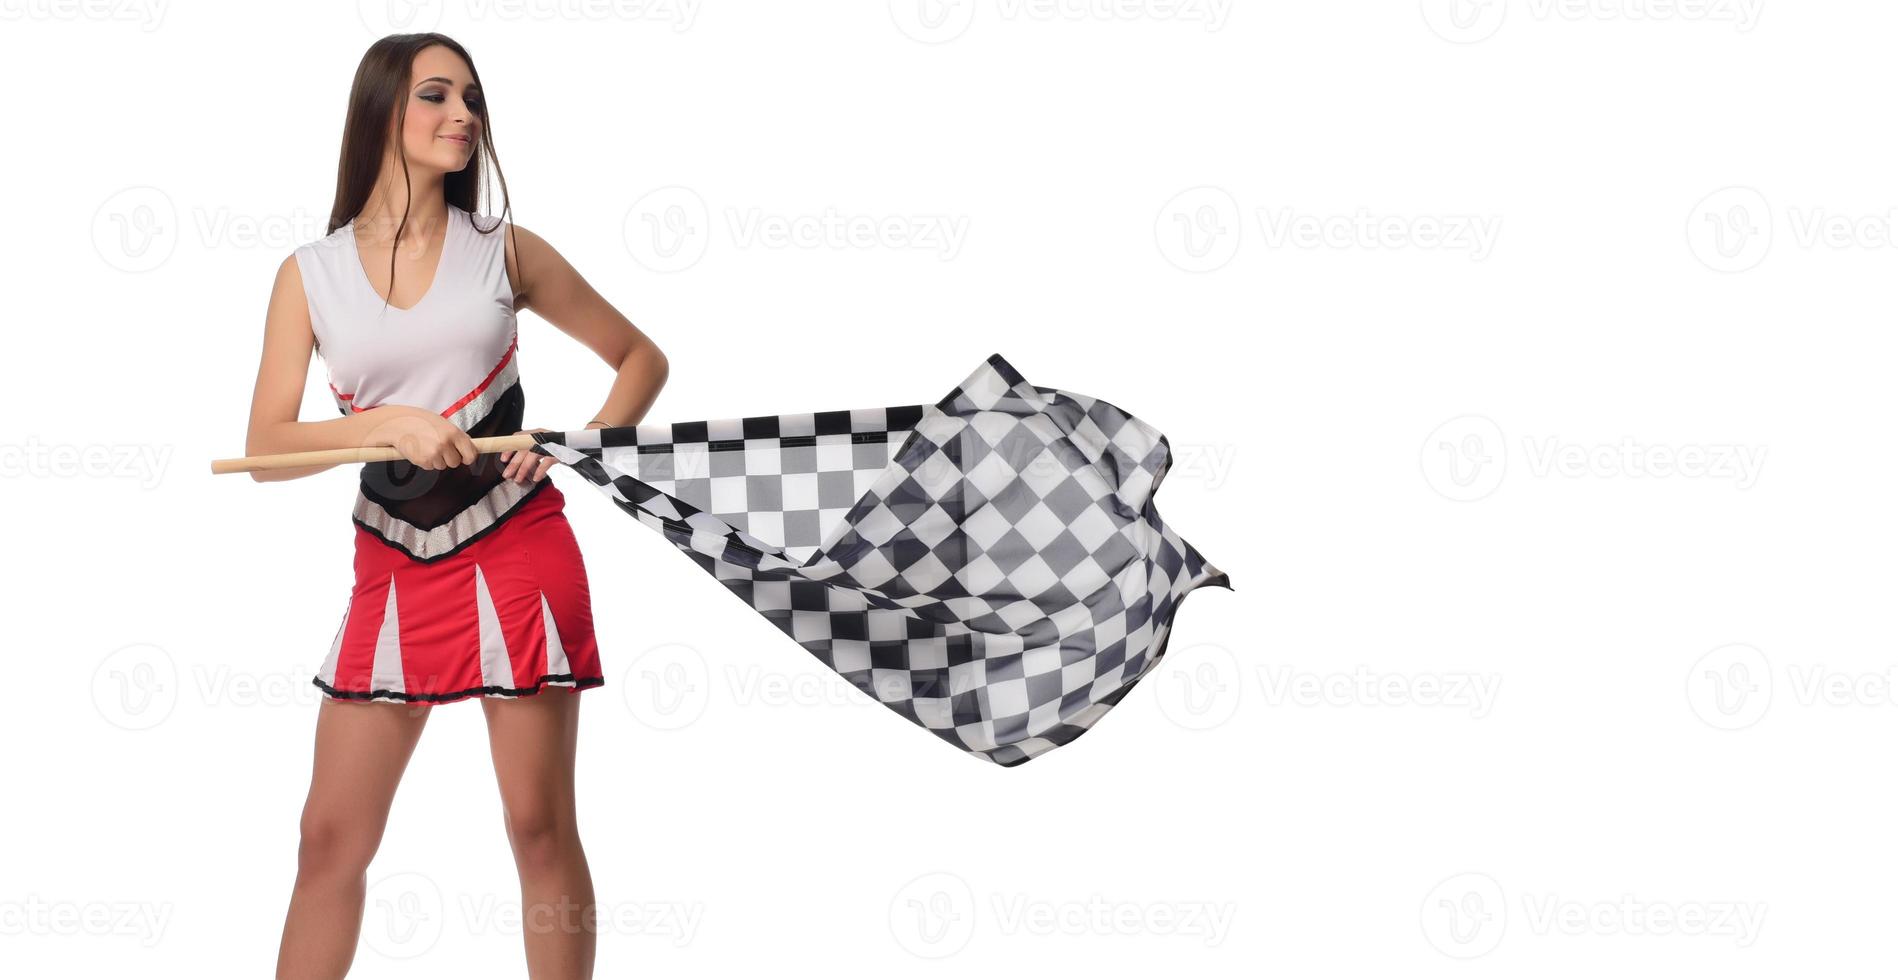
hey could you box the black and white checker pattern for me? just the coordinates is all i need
[530,353,1231,766]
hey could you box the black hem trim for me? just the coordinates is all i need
[354,476,552,564]
[312,673,606,704]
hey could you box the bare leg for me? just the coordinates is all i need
[276,697,432,980]
[482,688,595,979]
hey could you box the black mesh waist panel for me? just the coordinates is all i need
[358,382,526,530]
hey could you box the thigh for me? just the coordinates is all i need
[301,698,433,838]
[481,691,581,820]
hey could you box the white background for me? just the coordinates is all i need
[1,0,1883,975]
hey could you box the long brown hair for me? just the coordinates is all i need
[326,33,517,313]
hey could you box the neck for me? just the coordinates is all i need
[356,171,452,241]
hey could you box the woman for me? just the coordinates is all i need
[243,33,666,979]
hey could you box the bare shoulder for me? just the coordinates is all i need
[276,250,303,288]
[500,221,563,309]
[273,251,309,311]
[267,250,315,343]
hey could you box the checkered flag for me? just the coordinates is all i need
[528,353,1231,766]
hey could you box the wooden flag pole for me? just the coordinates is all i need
[209,433,541,475]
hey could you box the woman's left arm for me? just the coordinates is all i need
[498,222,671,483]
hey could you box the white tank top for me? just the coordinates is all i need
[293,205,550,562]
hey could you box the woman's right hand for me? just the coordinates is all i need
[372,407,479,471]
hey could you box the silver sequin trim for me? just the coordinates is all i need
[352,475,539,561]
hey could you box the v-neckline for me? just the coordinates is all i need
[346,208,456,313]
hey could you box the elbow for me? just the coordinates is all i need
[647,345,670,390]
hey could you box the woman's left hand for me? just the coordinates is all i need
[499,427,558,483]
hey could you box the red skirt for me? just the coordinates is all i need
[313,480,606,704]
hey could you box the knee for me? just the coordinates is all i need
[502,804,575,869]
[296,809,384,879]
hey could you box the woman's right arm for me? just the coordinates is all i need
[243,254,478,483]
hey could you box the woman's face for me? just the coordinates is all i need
[393,45,482,172]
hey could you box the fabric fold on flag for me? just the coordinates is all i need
[528,353,1231,766]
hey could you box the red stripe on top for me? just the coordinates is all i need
[326,332,518,417]
[330,380,374,413]
[440,332,519,419]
